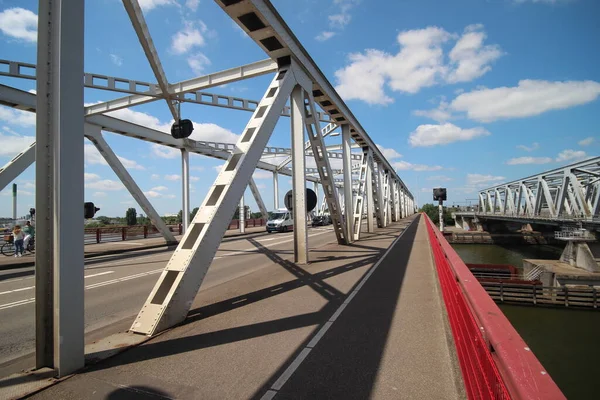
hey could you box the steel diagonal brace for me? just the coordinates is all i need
[85,127,177,244]
[122,0,178,120]
[352,148,369,241]
[130,66,297,336]
[301,90,347,245]
[0,142,35,192]
[248,177,269,220]
[276,122,338,170]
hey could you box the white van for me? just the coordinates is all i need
[266,209,294,233]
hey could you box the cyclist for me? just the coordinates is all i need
[23,221,35,253]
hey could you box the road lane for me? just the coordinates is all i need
[0,226,336,374]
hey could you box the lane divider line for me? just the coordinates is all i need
[260,218,418,400]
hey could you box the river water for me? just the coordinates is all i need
[453,243,600,399]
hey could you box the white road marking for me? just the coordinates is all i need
[259,219,417,400]
[0,227,337,310]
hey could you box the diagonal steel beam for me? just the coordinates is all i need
[85,126,177,244]
[248,177,269,220]
[130,63,296,336]
[0,142,35,192]
[122,0,178,119]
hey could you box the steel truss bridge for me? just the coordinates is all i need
[0,0,416,376]
[454,157,600,229]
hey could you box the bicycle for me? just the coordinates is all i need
[1,235,35,256]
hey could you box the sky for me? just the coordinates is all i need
[0,0,599,218]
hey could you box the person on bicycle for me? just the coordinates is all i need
[12,225,25,257]
[23,221,35,253]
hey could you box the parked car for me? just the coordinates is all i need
[312,214,331,226]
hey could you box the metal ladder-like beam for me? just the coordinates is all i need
[0,142,35,192]
[130,64,296,336]
[302,89,347,244]
[352,148,370,241]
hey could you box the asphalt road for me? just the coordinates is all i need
[0,226,337,377]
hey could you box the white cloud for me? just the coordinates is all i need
[164,174,181,181]
[329,13,351,29]
[376,145,402,159]
[138,0,177,12]
[253,170,272,180]
[256,183,267,190]
[506,156,553,165]
[85,179,124,191]
[190,123,239,143]
[316,31,336,41]
[0,8,37,43]
[171,21,207,54]
[85,173,101,181]
[392,160,443,172]
[109,54,123,66]
[213,165,223,173]
[93,192,108,197]
[578,137,595,147]
[450,80,600,122]
[427,175,453,182]
[188,52,211,75]
[334,25,501,105]
[152,145,180,159]
[151,174,160,180]
[556,149,586,163]
[0,132,34,156]
[413,100,453,123]
[516,142,539,152]
[144,190,161,198]
[185,0,200,11]
[466,174,505,186]
[0,106,36,127]
[190,176,200,182]
[191,166,205,171]
[118,156,145,170]
[409,123,490,147]
[150,186,168,191]
[446,24,503,84]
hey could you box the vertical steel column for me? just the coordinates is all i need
[249,178,269,220]
[291,85,308,264]
[239,193,245,233]
[313,181,319,216]
[35,0,85,376]
[181,149,190,233]
[341,125,353,242]
[366,157,375,233]
[12,183,16,222]
[273,171,279,210]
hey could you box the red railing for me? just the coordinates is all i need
[227,218,266,230]
[423,214,565,400]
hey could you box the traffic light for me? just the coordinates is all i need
[171,119,194,139]
[84,202,100,219]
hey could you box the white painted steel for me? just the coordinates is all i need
[342,124,354,242]
[34,0,85,376]
[182,149,190,233]
[86,127,177,244]
[0,142,35,192]
[130,66,296,335]
[352,148,370,240]
[239,193,246,234]
[291,84,308,264]
[249,177,269,220]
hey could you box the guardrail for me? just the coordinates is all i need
[456,211,600,223]
[0,219,267,246]
[481,282,598,309]
[423,213,566,400]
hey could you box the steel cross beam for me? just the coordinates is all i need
[248,177,269,219]
[85,127,177,244]
[130,62,297,336]
[0,142,35,192]
[122,0,178,119]
[276,122,339,170]
[352,148,370,241]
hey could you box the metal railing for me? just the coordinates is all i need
[554,229,596,240]
[482,282,598,309]
[423,213,566,400]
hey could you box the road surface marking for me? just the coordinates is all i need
[259,219,417,400]
[0,227,337,310]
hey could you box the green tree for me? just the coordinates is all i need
[177,210,183,224]
[250,212,263,219]
[190,207,199,221]
[96,216,111,225]
[233,205,250,219]
[125,207,137,226]
[419,203,454,226]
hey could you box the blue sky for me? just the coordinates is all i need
[0,0,599,218]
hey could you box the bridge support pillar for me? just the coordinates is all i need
[35,0,85,377]
[560,241,600,273]
[273,171,279,210]
[181,149,190,234]
[291,85,308,264]
[239,193,245,234]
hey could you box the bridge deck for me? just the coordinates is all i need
[27,216,463,400]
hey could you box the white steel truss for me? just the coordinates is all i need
[0,0,418,353]
[467,157,600,224]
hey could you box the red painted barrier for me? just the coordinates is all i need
[423,214,565,400]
